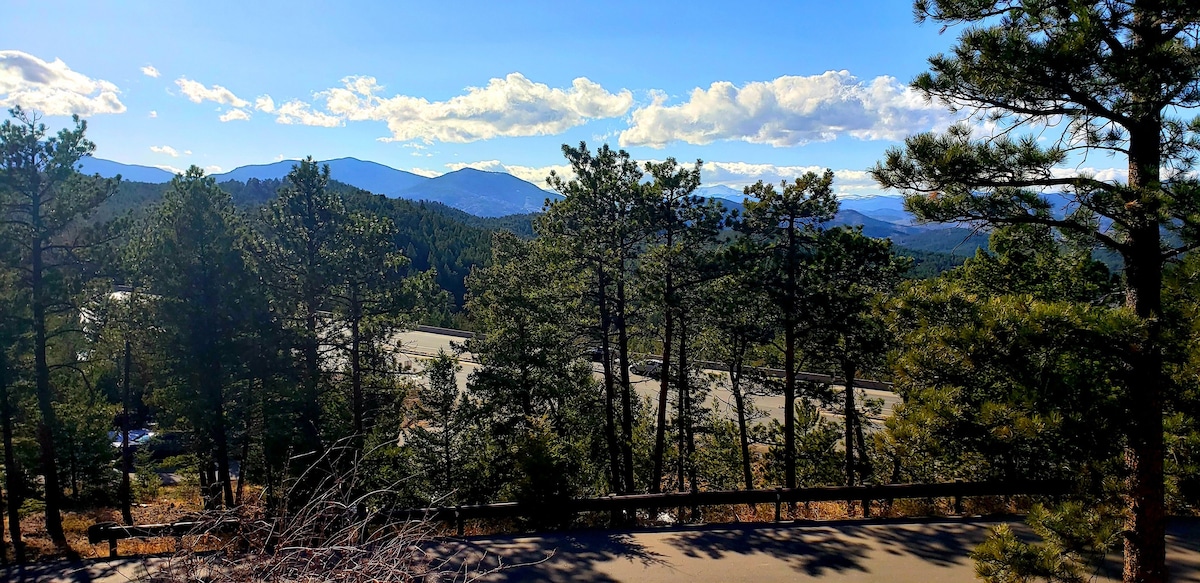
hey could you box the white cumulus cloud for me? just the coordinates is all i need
[141,65,160,78]
[148,110,157,118]
[255,95,275,113]
[176,77,249,107]
[320,73,633,143]
[150,145,180,157]
[620,71,956,148]
[154,164,184,175]
[273,99,341,127]
[219,108,250,122]
[409,167,441,178]
[0,50,125,116]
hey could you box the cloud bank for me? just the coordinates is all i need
[319,73,633,142]
[0,50,125,116]
[620,71,953,148]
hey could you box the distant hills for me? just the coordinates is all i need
[78,157,557,217]
[78,155,988,260]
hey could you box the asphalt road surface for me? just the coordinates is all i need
[8,518,1199,582]
[390,329,903,425]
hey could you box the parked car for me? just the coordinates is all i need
[630,358,664,378]
[108,428,155,449]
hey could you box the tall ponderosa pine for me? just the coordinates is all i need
[0,107,117,544]
[736,171,838,490]
[809,228,907,488]
[131,167,253,509]
[870,2,1200,579]
[331,211,408,447]
[543,143,652,494]
[261,157,346,455]
[700,270,774,491]
[641,158,727,493]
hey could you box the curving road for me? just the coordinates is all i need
[390,329,903,425]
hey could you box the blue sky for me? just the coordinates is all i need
[1,0,1052,196]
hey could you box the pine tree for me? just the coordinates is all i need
[870,2,1200,578]
[735,171,838,490]
[0,107,117,544]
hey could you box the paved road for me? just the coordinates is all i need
[431,518,1200,583]
[8,518,1199,582]
[391,329,903,425]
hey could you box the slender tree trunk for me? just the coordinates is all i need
[783,324,796,490]
[730,345,753,491]
[0,479,5,565]
[30,219,65,545]
[302,301,322,449]
[681,319,697,492]
[206,366,235,508]
[616,276,635,494]
[676,315,690,493]
[1,352,23,561]
[595,269,621,494]
[120,339,133,525]
[652,282,674,493]
[783,221,798,491]
[237,431,250,506]
[844,363,856,488]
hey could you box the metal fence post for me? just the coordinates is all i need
[774,489,782,522]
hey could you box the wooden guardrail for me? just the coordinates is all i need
[87,518,242,558]
[88,480,1069,557]
[387,479,1068,534]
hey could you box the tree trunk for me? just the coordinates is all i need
[595,269,622,494]
[676,316,696,494]
[30,216,65,545]
[783,220,798,491]
[1,351,24,561]
[120,339,133,525]
[206,366,235,508]
[616,276,635,494]
[783,324,796,490]
[236,429,250,506]
[1121,108,1166,582]
[730,346,754,491]
[844,363,856,488]
[302,301,322,450]
[652,281,674,493]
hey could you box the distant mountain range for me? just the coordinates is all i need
[77,157,558,217]
[77,156,988,257]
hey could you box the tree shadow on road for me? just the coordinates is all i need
[661,523,871,577]
[859,517,995,567]
[432,531,668,583]
[0,557,138,583]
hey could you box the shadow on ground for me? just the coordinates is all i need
[0,557,143,583]
[432,531,667,583]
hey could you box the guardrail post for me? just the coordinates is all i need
[108,535,118,558]
[774,489,782,522]
[954,478,964,515]
[455,507,464,536]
